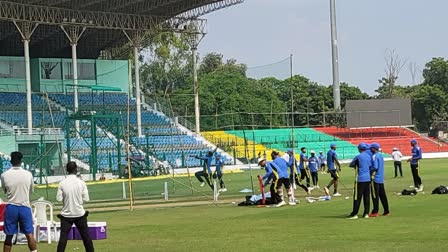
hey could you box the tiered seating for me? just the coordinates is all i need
[204,128,358,160]
[132,135,229,167]
[0,92,65,128]
[316,127,448,155]
[0,111,66,128]
[49,93,136,109]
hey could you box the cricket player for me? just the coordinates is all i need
[325,143,342,197]
[272,151,296,207]
[308,151,319,188]
[407,139,423,191]
[213,154,227,193]
[191,148,217,189]
[318,151,326,174]
[298,147,311,188]
[347,143,371,220]
[1,152,37,252]
[369,143,390,217]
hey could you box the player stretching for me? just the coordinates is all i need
[324,143,342,197]
[191,147,217,189]
[259,157,280,205]
[213,154,227,193]
[369,143,390,217]
[272,151,297,207]
[347,143,371,220]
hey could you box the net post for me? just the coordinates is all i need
[164,181,169,201]
[122,181,126,200]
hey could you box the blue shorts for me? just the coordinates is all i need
[4,205,34,235]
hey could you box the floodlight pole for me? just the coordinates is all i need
[123,31,143,137]
[61,25,86,134]
[330,0,341,111]
[13,21,38,135]
[185,19,207,134]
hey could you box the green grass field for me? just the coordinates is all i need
[9,158,448,251]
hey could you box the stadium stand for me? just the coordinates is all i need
[315,126,448,155]
[205,128,359,160]
[0,91,227,170]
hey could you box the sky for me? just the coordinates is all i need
[200,0,448,95]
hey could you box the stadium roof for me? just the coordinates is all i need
[0,0,243,58]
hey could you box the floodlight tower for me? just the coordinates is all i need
[330,0,341,111]
[185,19,207,134]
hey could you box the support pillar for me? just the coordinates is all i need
[13,21,38,135]
[330,0,341,111]
[185,19,206,135]
[123,31,143,137]
[61,26,86,134]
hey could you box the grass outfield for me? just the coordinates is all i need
[11,158,448,251]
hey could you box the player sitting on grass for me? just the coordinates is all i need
[213,154,227,193]
[347,143,371,220]
[308,151,319,189]
[272,151,297,207]
[325,143,342,197]
[369,143,390,217]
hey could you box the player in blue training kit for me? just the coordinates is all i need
[308,151,319,188]
[299,147,311,188]
[259,158,280,205]
[272,151,296,207]
[318,151,326,174]
[213,154,227,193]
[347,143,372,219]
[407,139,423,191]
[369,143,390,217]
[191,147,218,190]
[325,143,342,197]
[285,149,310,194]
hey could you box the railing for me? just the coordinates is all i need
[12,128,64,136]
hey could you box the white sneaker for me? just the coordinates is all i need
[200,182,205,187]
[316,185,320,189]
[346,215,358,220]
[333,192,342,197]
[363,214,369,219]
[221,188,227,192]
[419,185,424,191]
[275,201,287,207]
[218,189,223,193]
[308,187,315,192]
[324,187,330,196]
[288,199,297,206]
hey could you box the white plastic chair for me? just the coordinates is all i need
[31,198,57,244]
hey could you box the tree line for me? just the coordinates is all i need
[135,33,448,132]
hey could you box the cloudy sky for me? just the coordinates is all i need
[201,0,448,94]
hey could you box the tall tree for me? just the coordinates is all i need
[422,57,448,92]
[376,49,407,98]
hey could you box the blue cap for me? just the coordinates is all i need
[370,143,380,150]
[358,143,368,150]
[215,153,221,158]
[330,143,337,148]
[286,149,293,153]
[410,139,417,144]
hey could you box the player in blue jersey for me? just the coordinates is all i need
[318,151,326,174]
[213,154,227,193]
[191,146,218,190]
[407,139,423,191]
[298,147,311,188]
[259,157,280,205]
[271,151,296,207]
[308,151,319,188]
[347,143,372,219]
[369,143,390,217]
[325,143,342,197]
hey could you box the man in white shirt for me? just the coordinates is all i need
[1,151,37,252]
[392,148,403,178]
[56,162,94,252]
